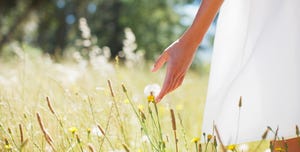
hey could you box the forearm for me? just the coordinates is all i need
[180,0,224,50]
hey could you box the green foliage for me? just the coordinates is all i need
[0,0,191,60]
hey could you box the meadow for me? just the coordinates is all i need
[0,48,272,152]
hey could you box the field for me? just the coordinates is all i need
[0,51,270,152]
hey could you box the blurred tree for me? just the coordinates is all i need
[0,0,190,60]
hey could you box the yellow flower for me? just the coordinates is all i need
[227,144,236,151]
[207,134,213,142]
[4,144,12,150]
[147,95,155,103]
[68,127,78,134]
[275,147,285,152]
[124,99,130,104]
[87,128,91,134]
[191,137,200,143]
[175,104,183,111]
[138,104,144,111]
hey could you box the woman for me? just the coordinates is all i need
[152,0,300,151]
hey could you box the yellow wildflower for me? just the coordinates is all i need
[68,127,78,134]
[227,144,236,151]
[124,99,130,104]
[207,134,213,142]
[191,137,200,143]
[275,147,285,152]
[4,144,12,150]
[137,104,144,111]
[87,128,91,134]
[175,104,183,111]
[147,95,155,103]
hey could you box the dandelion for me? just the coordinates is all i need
[144,84,161,103]
[68,127,78,134]
[191,137,200,143]
[227,144,237,151]
[147,94,155,103]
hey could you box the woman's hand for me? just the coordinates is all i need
[152,0,223,102]
[152,39,198,102]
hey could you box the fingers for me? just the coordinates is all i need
[151,51,169,72]
[156,71,185,103]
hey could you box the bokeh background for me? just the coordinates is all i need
[0,0,216,66]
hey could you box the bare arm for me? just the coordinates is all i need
[152,0,224,102]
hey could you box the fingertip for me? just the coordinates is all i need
[151,65,157,72]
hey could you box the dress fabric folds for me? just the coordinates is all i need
[202,0,300,144]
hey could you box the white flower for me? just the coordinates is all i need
[144,84,161,97]
[264,149,271,152]
[91,126,103,137]
[141,135,150,143]
[238,144,249,152]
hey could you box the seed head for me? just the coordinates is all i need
[238,96,242,108]
[207,134,213,142]
[296,125,299,137]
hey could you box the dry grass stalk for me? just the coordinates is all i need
[46,96,55,115]
[170,109,176,130]
[121,84,127,93]
[76,134,84,152]
[198,143,202,152]
[7,127,12,134]
[20,138,28,149]
[296,125,299,137]
[107,80,115,97]
[170,109,178,152]
[122,143,130,152]
[262,129,269,140]
[97,124,106,136]
[36,113,56,151]
[19,124,24,143]
[87,143,95,152]
[213,125,226,152]
[238,96,242,107]
[139,109,146,122]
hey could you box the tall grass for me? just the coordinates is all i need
[0,51,212,151]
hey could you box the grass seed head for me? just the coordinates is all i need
[170,109,176,130]
[262,128,269,140]
[238,96,242,108]
[296,125,299,137]
[46,96,55,114]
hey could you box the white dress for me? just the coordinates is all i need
[202,0,300,144]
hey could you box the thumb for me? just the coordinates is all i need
[151,51,169,72]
